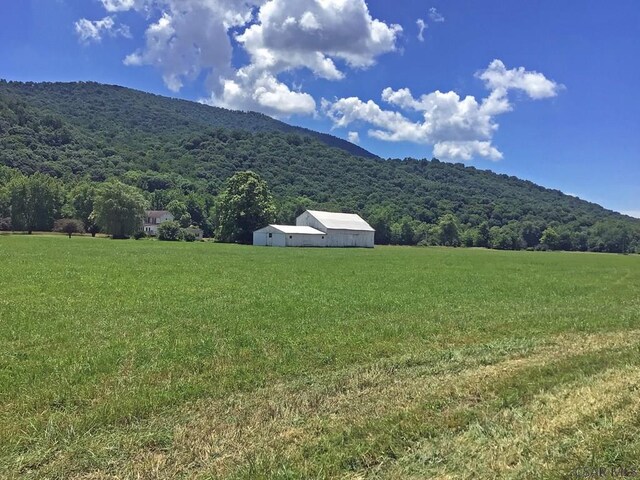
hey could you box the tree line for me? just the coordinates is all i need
[1,165,638,253]
[0,166,274,243]
[368,209,639,253]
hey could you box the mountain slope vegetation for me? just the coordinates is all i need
[0,80,375,163]
[0,79,638,251]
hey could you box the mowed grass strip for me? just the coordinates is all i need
[0,236,638,478]
[17,331,640,479]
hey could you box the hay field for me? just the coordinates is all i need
[1,236,639,479]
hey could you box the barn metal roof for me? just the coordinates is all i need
[305,210,375,232]
[262,225,326,235]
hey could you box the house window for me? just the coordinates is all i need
[289,235,292,239]
[268,233,272,238]
[322,236,324,239]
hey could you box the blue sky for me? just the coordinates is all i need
[1,0,638,217]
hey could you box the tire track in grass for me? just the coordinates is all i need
[377,365,640,479]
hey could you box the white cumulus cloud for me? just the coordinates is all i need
[209,0,401,114]
[74,16,131,43]
[324,60,561,161]
[433,141,502,162]
[237,0,402,77]
[100,0,138,12]
[121,1,258,92]
[83,0,401,116]
[477,59,562,99]
[348,131,360,144]
[203,71,316,116]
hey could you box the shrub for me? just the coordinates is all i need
[132,230,147,240]
[158,220,183,241]
[0,217,11,231]
[183,230,197,242]
[53,218,85,238]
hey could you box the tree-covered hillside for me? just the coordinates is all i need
[0,79,638,251]
[0,80,376,164]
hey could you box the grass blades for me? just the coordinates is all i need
[1,236,638,478]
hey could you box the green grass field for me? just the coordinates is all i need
[1,236,639,479]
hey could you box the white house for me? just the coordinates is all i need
[253,210,375,248]
[143,210,174,236]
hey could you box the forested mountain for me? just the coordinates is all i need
[0,80,376,164]
[0,79,638,252]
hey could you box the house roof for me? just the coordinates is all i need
[146,210,172,219]
[257,225,326,235]
[305,210,375,232]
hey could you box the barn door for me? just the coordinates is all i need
[267,232,273,246]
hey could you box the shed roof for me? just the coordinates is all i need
[305,210,375,232]
[257,225,326,235]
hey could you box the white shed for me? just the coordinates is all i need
[296,210,375,248]
[253,225,327,247]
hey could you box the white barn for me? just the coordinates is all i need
[297,210,375,248]
[253,210,375,248]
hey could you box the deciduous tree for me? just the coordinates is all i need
[540,227,560,250]
[92,180,147,239]
[439,214,460,247]
[214,171,276,244]
[521,222,542,248]
[8,173,64,233]
[69,182,100,236]
[53,218,85,238]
